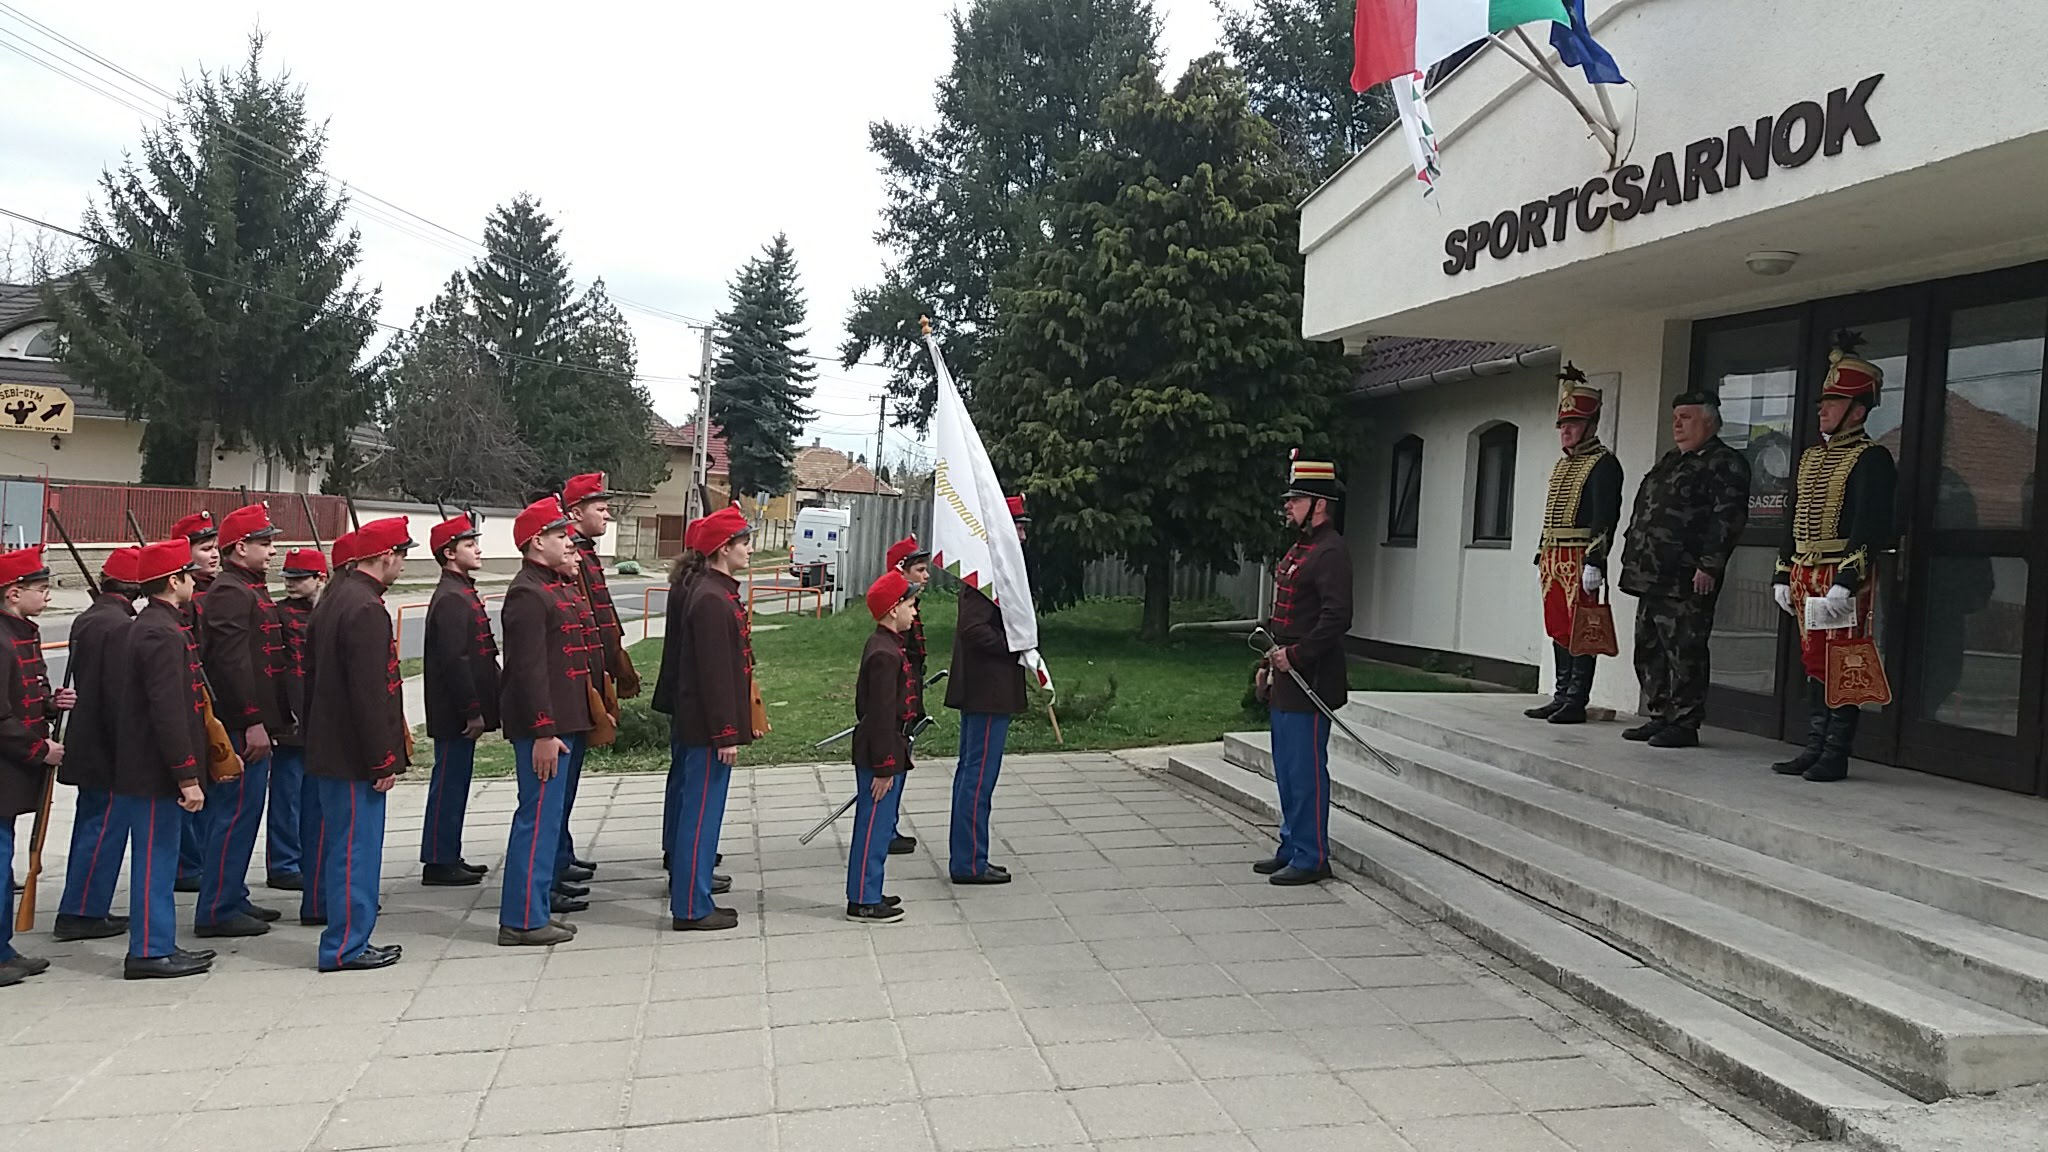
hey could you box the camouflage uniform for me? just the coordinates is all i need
[1618,433,1752,734]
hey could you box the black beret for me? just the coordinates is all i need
[1670,391,1720,409]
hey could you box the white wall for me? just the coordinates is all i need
[0,416,325,494]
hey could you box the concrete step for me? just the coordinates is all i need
[1340,695,2048,943]
[1164,746,1917,1135]
[1219,729,2048,1031]
[1217,730,2048,1100]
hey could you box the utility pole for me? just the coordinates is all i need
[873,393,888,479]
[687,323,716,522]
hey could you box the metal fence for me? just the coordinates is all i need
[837,493,933,608]
[1081,556,1269,617]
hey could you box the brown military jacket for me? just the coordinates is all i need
[945,586,1027,716]
[113,598,205,798]
[1270,523,1354,713]
[0,609,54,818]
[575,535,637,693]
[499,560,598,740]
[57,591,135,792]
[304,568,407,782]
[274,594,313,748]
[671,568,752,749]
[200,561,292,736]
[854,626,915,777]
[425,569,502,738]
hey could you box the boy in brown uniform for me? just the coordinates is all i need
[52,546,141,943]
[421,513,500,886]
[275,549,327,922]
[303,518,413,972]
[112,540,212,979]
[848,571,921,923]
[498,497,599,946]
[883,536,932,856]
[0,545,72,985]
[558,471,637,882]
[667,506,755,932]
[168,511,220,892]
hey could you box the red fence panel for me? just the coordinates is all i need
[45,483,350,544]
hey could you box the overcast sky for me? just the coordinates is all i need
[0,1,1228,466]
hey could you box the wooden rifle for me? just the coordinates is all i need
[14,508,100,931]
[298,491,324,553]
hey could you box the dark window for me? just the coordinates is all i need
[1472,424,1518,543]
[1387,435,1424,544]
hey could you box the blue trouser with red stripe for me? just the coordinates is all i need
[196,739,268,927]
[421,738,477,866]
[847,768,903,906]
[500,735,582,930]
[298,771,327,922]
[266,745,304,880]
[178,805,207,885]
[950,713,1010,879]
[114,794,181,960]
[0,814,17,962]
[1269,709,1332,871]
[668,742,730,921]
[312,776,385,969]
[60,786,128,919]
[554,739,587,875]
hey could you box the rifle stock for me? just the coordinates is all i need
[18,507,97,931]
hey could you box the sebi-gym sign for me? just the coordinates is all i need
[1441,73,1884,276]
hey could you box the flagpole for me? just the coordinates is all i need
[1505,26,1617,161]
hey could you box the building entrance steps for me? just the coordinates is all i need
[1167,692,2048,1131]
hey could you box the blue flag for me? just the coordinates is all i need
[1549,0,1625,84]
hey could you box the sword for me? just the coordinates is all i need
[813,669,949,750]
[1248,627,1401,777]
[800,715,936,844]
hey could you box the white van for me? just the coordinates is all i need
[790,507,851,584]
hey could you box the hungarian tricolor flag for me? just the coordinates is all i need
[1352,0,1568,92]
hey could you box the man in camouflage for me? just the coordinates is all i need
[1618,392,1753,747]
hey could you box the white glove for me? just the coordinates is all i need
[1826,584,1852,605]
[1021,649,1053,695]
[1580,564,1603,595]
[1772,584,1793,616]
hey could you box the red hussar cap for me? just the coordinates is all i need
[866,570,922,621]
[886,535,929,571]
[430,513,482,556]
[281,548,328,578]
[134,539,197,584]
[217,502,281,548]
[169,511,217,543]
[685,506,751,555]
[0,544,50,588]
[513,497,571,550]
[101,546,143,585]
[349,517,414,562]
[561,472,610,507]
[1005,495,1031,524]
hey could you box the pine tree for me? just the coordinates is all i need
[981,55,1355,638]
[47,34,380,486]
[710,235,817,498]
[841,0,1160,429]
[467,195,582,439]
[1217,0,1396,180]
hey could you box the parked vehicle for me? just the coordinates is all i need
[790,506,850,584]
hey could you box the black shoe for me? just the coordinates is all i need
[550,893,590,914]
[846,902,905,923]
[673,909,739,931]
[1647,726,1698,748]
[498,923,576,947]
[244,904,282,923]
[322,948,399,973]
[1622,720,1666,742]
[266,872,303,891]
[950,870,1013,885]
[883,895,903,907]
[1546,703,1588,725]
[1252,856,1288,876]
[1524,699,1564,720]
[552,882,591,899]
[560,864,596,883]
[52,914,126,942]
[174,947,217,963]
[572,856,596,872]
[661,852,670,873]
[1804,758,1850,782]
[460,860,489,876]
[0,966,19,988]
[888,834,917,856]
[368,942,403,960]
[711,875,732,895]
[194,914,271,938]
[714,853,723,866]
[1269,865,1334,886]
[124,953,211,980]
[175,876,201,894]
[423,863,483,887]
[2,954,51,977]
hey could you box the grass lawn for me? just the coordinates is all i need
[439,594,1470,779]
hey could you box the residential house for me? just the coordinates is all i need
[791,442,899,507]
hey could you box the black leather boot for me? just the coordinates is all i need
[1526,645,1571,719]
[1548,655,1593,724]
[1772,680,1829,775]
[1804,705,1859,782]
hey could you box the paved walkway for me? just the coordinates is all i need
[3,752,1809,1151]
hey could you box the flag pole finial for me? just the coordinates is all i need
[919,315,932,338]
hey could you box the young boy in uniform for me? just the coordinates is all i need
[0,545,72,984]
[847,570,922,924]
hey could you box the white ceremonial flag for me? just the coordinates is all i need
[925,327,1042,666]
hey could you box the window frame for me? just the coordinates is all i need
[1470,422,1518,546]
[1385,434,1424,546]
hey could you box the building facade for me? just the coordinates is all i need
[1308,0,2048,792]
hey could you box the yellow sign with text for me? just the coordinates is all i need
[0,383,75,434]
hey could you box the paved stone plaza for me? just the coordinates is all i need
[2,751,1812,1151]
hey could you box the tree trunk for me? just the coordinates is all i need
[192,417,216,489]
[1141,558,1173,640]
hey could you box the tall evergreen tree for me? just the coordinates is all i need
[47,34,380,486]
[1217,0,1396,180]
[711,235,817,499]
[842,0,1160,429]
[981,55,1354,638]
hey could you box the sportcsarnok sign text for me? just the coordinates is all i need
[1441,73,1884,277]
